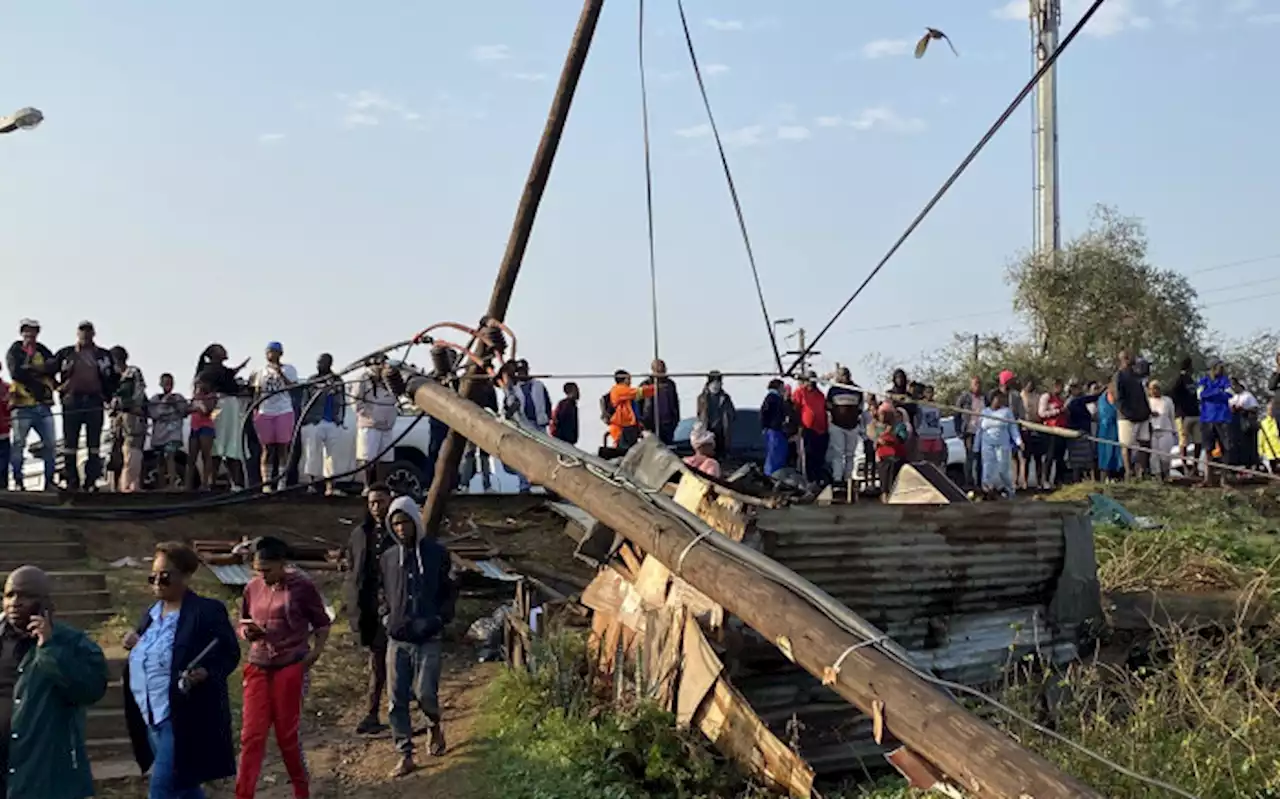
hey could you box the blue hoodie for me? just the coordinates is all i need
[1197,374,1232,424]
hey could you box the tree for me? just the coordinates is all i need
[1007,206,1205,381]
[1205,331,1280,395]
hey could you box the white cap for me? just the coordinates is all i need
[18,318,39,331]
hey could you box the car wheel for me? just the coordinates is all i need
[386,460,427,501]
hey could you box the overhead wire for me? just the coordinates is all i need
[674,0,784,376]
[785,0,1113,376]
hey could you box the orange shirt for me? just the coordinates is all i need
[607,383,654,444]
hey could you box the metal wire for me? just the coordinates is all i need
[786,0,1112,376]
[674,0,784,376]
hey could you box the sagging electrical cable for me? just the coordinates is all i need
[785,0,1112,376]
[638,0,662,377]
[675,0,784,376]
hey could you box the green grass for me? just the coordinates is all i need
[474,633,762,799]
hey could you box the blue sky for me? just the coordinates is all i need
[2,0,1278,442]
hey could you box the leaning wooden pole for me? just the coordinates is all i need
[421,0,605,535]
[403,375,1102,799]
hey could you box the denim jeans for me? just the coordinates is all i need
[146,718,207,799]
[387,637,442,755]
[10,404,56,488]
[62,394,105,490]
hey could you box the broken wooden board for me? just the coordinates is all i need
[887,462,968,504]
[687,616,815,799]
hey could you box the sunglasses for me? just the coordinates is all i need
[147,571,173,587]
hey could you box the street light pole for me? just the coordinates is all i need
[0,107,44,135]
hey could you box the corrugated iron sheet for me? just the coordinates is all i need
[743,501,1088,777]
[206,563,253,587]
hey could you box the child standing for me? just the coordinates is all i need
[150,373,189,490]
[187,379,218,490]
[869,401,908,501]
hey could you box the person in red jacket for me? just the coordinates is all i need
[791,373,829,483]
[0,372,11,490]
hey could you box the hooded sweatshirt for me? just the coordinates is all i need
[378,496,457,644]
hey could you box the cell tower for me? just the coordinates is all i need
[1029,0,1061,254]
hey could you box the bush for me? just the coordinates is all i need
[477,633,756,799]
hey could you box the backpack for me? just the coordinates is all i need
[781,398,801,437]
[599,392,615,425]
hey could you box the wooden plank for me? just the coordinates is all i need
[1107,590,1274,631]
[694,677,815,797]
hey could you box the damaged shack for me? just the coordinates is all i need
[546,438,1102,792]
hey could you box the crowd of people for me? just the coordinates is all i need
[572,351,1280,501]
[0,484,454,798]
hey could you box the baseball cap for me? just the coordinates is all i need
[266,341,283,353]
[77,320,95,331]
[18,318,39,331]
[998,369,1015,386]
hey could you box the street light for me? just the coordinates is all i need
[0,107,44,135]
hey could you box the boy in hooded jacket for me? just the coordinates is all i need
[378,496,457,778]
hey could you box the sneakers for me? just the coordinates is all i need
[390,754,416,778]
[355,715,387,735]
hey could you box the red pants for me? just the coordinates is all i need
[236,662,310,799]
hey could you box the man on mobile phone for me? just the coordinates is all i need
[0,565,108,799]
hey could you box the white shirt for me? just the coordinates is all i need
[251,363,298,416]
[1230,390,1260,411]
[1149,395,1176,433]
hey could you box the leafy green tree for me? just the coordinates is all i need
[1007,205,1205,381]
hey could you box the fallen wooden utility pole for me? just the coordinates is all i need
[402,376,1102,799]
[421,0,605,535]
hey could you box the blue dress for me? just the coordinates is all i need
[1096,393,1122,473]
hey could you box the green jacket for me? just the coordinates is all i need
[9,622,108,799]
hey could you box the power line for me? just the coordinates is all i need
[675,0,784,376]
[785,0,1111,376]
[638,0,660,365]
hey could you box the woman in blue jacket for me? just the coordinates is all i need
[123,542,239,799]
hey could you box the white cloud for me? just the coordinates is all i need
[861,38,913,59]
[506,72,548,82]
[257,133,286,144]
[991,0,1027,21]
[724,125,764,147]
[704,63,731,77]
[706,18,745,31]
[992,0,1150,36]
[816,107,926,134]
[777,125,811,141]
[336,90,420,129]
[675,124,711,138]
[471,44,512,62]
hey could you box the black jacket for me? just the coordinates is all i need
[1170,371,1200,418]
[50,344,120,399]
[639,378,680,435]
[378,519,456,645]
[344,514,393,646]
[123,592,239,791]
[1113,368,1151,423]
[4,341,57,406]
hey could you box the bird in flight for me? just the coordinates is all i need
[914,27,959,59]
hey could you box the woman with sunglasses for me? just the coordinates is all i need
[122,542,239,798]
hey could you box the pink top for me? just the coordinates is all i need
[240,571,331,668]
[683,453,722,479]
[190,390,217,430]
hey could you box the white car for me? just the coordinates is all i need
[851,415,968,485]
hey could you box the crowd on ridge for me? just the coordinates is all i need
[4,316,1278,500]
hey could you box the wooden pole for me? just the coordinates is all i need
[404,376,1102,799]
[420,0,605,534]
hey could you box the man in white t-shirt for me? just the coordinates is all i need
[250,341,299,493]
[354,358,399,494]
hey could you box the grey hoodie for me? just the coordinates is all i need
[377,496,456,643]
